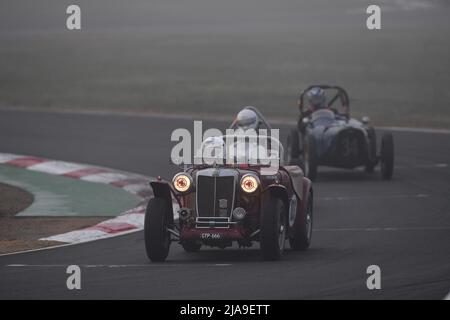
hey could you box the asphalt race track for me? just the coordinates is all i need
[0,110,449,299]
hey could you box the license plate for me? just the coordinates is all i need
[201,233,222,240]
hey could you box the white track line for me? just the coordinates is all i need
[395,163,448,169]
[5,264,232,268]
[318,194,430,201]
[315,226,450,232]
[381,126,450,135]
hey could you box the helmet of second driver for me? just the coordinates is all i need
[306,87,327,111]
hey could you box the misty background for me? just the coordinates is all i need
[0,0,449,127]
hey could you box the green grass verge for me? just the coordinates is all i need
[0,165,141,217]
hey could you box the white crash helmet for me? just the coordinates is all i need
[201,136,225,161]
[236,107,259,130]
[306,87,327,110]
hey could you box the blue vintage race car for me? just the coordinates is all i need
[285,85,394,181]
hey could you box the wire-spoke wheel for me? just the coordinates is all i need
[260,196,287,261]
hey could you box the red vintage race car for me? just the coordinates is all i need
[144,133,314,262]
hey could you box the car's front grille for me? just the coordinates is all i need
[196,175,235,218]
[197,176,215,217]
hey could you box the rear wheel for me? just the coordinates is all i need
[380,132,394,180]
[182,241,202,252]
[304,135,318,181]
[144,197,171,262]
[289,191,313,251]
[260,196,287,261]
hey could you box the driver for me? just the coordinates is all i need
[235,107,261,131]
[231,106,272,132]
[229,106,275,163]
[306,87,327,114]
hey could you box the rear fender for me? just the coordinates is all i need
[150,181,176,224]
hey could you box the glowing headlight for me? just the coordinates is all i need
[172,173,192,193]
[240,174,259,193]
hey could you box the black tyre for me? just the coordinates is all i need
[365,127,377,173]
[260,196,287,261]
[285,129,301,165]
[144,197,171,262]
[380,132,394,180]
[304,135,318,181]
[289,191,313,251]
[182,241,202,252]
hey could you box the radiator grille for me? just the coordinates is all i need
[196,175,235,217]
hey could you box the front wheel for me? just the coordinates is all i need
[260,196,287,261]
[289,191,313,251]
[380,132,394,180]
[144,197,171,262]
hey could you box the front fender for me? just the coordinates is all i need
[302,178,312,201]
[261,184,290,216]
[150,181,177,224]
